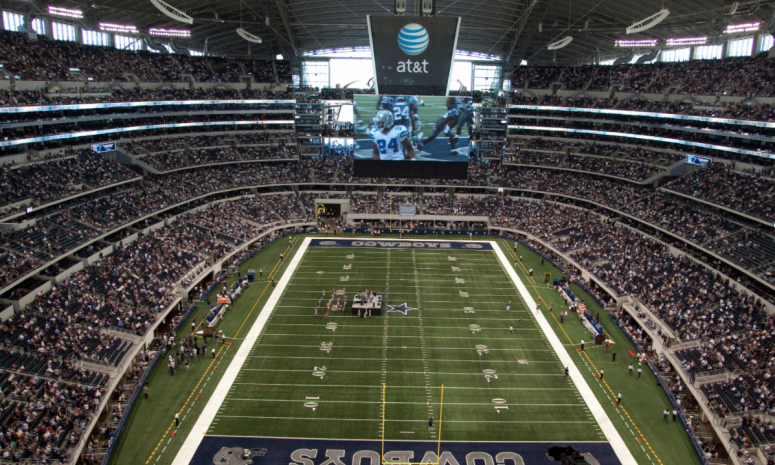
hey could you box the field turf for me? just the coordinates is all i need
[208,245,604,443]
[110,234,702,465]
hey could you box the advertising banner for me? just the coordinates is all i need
[368,16,460,96]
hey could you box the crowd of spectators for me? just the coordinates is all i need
[262,194,310,221]
[665,163,775,222]
[141,144,298,171]
[0,149,137,210]
[0,87,292,110]
[513,56,775,96]
[0,31,289,84]
[631,192,743,245]
[511,66,563,90]
[562,154,660,181]
[350,193,380,214]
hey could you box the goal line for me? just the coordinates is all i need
[381,383,445,465]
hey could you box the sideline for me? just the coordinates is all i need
[171,237,312,465]
[491,241,637,465]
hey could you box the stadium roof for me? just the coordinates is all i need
[11,0,775,71]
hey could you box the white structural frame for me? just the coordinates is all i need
[236,27,262,43]
[626,9,670,34]
[149,0,193,24]
[547,36,573,50]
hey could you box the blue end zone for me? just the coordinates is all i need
[309,239,493,251]
[354,138,470,162]
[193,436,621,464]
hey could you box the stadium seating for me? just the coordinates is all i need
[5,32,775,459]
[0,31,289,84]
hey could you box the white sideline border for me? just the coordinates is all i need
[172,236,312,465]
[491,241,637,465]
[173,238,635,465]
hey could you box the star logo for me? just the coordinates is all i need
[386,303,417,316]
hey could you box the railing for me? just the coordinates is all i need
[694,368,730,382]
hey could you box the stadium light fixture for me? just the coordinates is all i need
[236,28,262,43]
[149,0,193,24]
[724,22,760,34]
[48,6,83,18]
[99,22,138,34]
[626,9,670,34]
[615,39,658,48]
[547,36,573,50]
[421,0,433,15]
[666,37,708,46]
[149,27,190,37]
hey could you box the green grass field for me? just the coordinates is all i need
[208,246,603,443]
[110,234,702,465]
[353,95,473,140]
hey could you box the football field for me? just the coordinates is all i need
[174,238,631,464]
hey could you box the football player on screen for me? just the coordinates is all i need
[370,110,416,160]
[455,96,474,137]
[414,97,460,153]
[377,95,421,136]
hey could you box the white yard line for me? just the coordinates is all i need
[260,334,548,340]
[247,356,558,363]
[231,383,576,390]
[490,241,636,465]
[412,250,436,439]
[215,416,596,424]
[223,399,587,406]
[379,249,390,438]
[248,344,556,351]
[171,237,312,465]
[239,369,566,376]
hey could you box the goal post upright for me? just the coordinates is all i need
[437,384,444,460]
[382,382,386,463]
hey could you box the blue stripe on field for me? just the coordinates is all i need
[192,436,621,464]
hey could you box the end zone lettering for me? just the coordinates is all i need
[308,239,494,250]
[352,241,451,248]
[290,448,525,465]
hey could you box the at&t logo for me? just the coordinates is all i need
[397,23,429,74]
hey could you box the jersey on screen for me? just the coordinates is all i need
[370,125,409,160]
[455,97,473,112]
[379,96,414,127]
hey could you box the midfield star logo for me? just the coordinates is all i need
[386,302,417,316]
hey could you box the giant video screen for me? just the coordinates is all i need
[352,94,472,179]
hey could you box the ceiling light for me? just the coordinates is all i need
[615,39,658,48]
[724,22,760,33]
[149,27,190,37]
[666,37,708,46]
[99,23,138,33]
[48,6,83,18]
